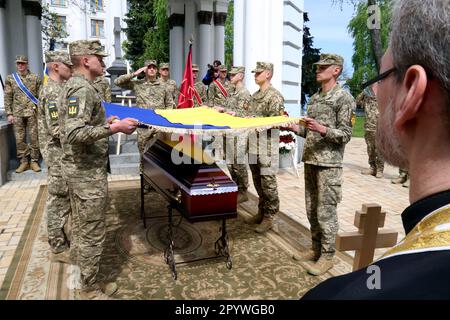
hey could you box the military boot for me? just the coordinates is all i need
[30,161,41,172]
[402,178,410,188]
[254,215,274,233]
[306,255,335,276]
[292,249,320,262]
[361,167,376,176]
[375,171,384,178]
[51,250,71,264]
[391,175,407,184]
[244,212,263,225]
[78,282,118,300]
[237,190,249,203]
[15,162,30,173]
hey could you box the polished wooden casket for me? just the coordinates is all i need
[142,137,238,222]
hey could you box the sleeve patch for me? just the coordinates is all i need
[48,101,59,121]
[68,97,79,118]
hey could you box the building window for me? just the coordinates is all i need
[91,19,105,37]
[51,0,67,7]
[56,15,67,34]
[55,42,68,50]
[91,0,104,12]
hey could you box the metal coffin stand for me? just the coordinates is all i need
[141,139,238,280]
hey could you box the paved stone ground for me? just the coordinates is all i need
[0,137,409,288]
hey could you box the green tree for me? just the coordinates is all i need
[123,0,154,70]
[142,0,169,64]
[41,4,68,51]
[224,0,234,68]
[346,0,391,97]
[301,12,321,107]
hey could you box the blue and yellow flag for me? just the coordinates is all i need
[43,62,49,85]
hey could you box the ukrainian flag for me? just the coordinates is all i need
[43,63,49,85]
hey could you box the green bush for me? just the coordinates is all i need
[352,116,365,137]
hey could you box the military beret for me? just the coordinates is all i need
[314,53,344,66]
[251,61,274,73]
[192,64,199,71]
[45,51,73,66]
[69,40,108,57]
[229,66,245,75]
[159,62,170,69]
[15,55,28,63]
[145,59,158,67]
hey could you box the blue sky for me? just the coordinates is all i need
[304,0,356,76]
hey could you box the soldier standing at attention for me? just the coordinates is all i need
[4,55,42,173]
[59,40,138,299]
[290,54,355,275]
[207,65,233,109]
[93,76,112,102]
[244,62,284,233]
[223,66,252,203]
[192,64,207,107]
[114,60,175,174]
[357,83,384,178]
[37,51,73,263]
[159,62,178,102]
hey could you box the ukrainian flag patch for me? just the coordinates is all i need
[68,97,79,118]
[48,101,58,121]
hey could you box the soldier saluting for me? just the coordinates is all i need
[4,55,42,173]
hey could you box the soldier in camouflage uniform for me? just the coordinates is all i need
[392,168,409,187]
[93,76,112,102]
[159,62,179,102]
[114,60,175,173]
[59,40,138,299]
[4,55,42,173]
[291,54,355,276]
[193,64,207,107]
[244,62,285,233]
[207,65,234,109]
[357,83,384,178]
[223,66,251,203]
[37,51,73,263]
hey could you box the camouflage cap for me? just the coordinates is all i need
[218,65,228,71]
[15,55,28,63]
[159,62,170,69]
[313,53,344,66]
[69,40,108,57]
[229,66,245,75]
[192,64,199,71]
[251,61,273,73]
[45,51,73,66]
[145,59,158,67]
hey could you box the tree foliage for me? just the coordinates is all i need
[142,0,170,65]
[301,13,321,107]
[41,4,68,51]
[224,0,234,68]
[337,0,392,97]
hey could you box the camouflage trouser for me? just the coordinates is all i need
[225,134,249,192]
[249,154,279,217]
[13,115,40,163]
[399,168,408,177]
[364,130,384,172]
[137,128,156,173]
[46,170,71,254]
[304,164,342,256]
[227,164,249,192]
[68,179,107,288]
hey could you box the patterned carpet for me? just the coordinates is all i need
[0,180,352,300]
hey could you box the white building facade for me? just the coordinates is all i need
[234,0,304,117]
[42,0,129,69]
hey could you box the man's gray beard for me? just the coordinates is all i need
[376,99,409,169]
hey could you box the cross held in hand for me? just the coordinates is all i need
[336,204,398,271]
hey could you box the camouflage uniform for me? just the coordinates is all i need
[247,62,285,218]
[114,60,175,172]
[356,90,384,173]
[299,56,355,256]
[224,66,252,192]
[93,76,112,102]
[4,55,42,164]
[192,64,207,107]
[207,65,233,109]
[37,51,73,254]
[58,40,112,289]
[159,63,179,102]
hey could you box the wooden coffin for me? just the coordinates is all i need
[143,138,238,222]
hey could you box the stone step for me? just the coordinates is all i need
[109,153,140,166]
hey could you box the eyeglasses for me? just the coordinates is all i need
[361,67,396,90]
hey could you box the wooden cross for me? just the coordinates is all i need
[336,203,398,271]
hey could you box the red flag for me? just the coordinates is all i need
[177,44,202,108]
